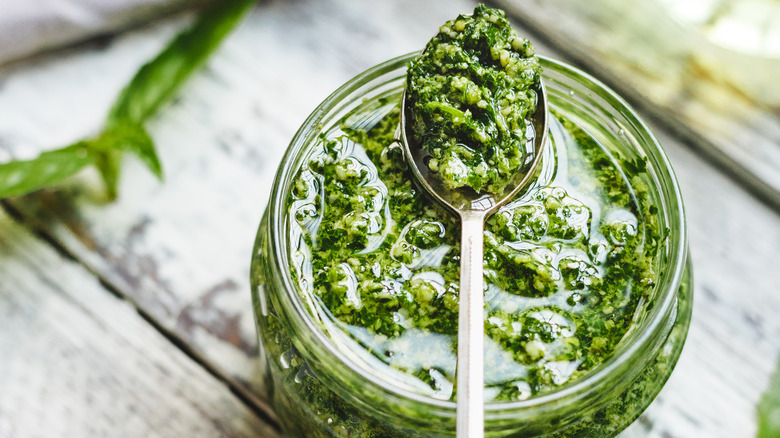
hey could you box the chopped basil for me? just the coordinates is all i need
[287,98,661,400]
[406,5,541,193]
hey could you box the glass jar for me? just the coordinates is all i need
[250,53,693,437]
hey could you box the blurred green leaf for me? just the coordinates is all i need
[98,123,163,180]
[0,0,255,200]
[0,143,94,199]
[95,0,255,196]
[108,0,256,126]
[759,358,780,438]
[92,148,123,201]
[90,123,161,199]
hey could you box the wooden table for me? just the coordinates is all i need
[1,1,778,436]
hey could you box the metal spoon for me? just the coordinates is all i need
[399,81,548,437]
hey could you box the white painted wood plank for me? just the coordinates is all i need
[0,210,279,438]
[0,0,202,66]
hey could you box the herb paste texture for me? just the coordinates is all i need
[286,94,661,401]
[406,5,541,193]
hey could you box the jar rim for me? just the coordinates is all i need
[265,52,688,413]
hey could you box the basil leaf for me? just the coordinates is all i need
[759,358,780,438]
[107,0,256,126]
[90,123,161,199]
[92,149,123,201]
[0,0,254,200]
[98,123,163,180]
[0,143,94,199]
[94,0,254,197]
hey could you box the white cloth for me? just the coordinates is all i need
[0,0,197,65]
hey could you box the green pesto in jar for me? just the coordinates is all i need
[286,92,662,401]
[406,5,541,193]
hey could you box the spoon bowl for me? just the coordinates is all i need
[400,81,549,215]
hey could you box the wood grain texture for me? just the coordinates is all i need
[492,0,780,211]
[0,1,778,437]
[0,0,204,66]
[0,210,279,438]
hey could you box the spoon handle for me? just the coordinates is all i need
[457,211,486,438]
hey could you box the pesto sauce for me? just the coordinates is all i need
[286,94,660,401]
[406,5,541,193]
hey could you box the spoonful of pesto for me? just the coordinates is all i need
[400,5,548,436]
